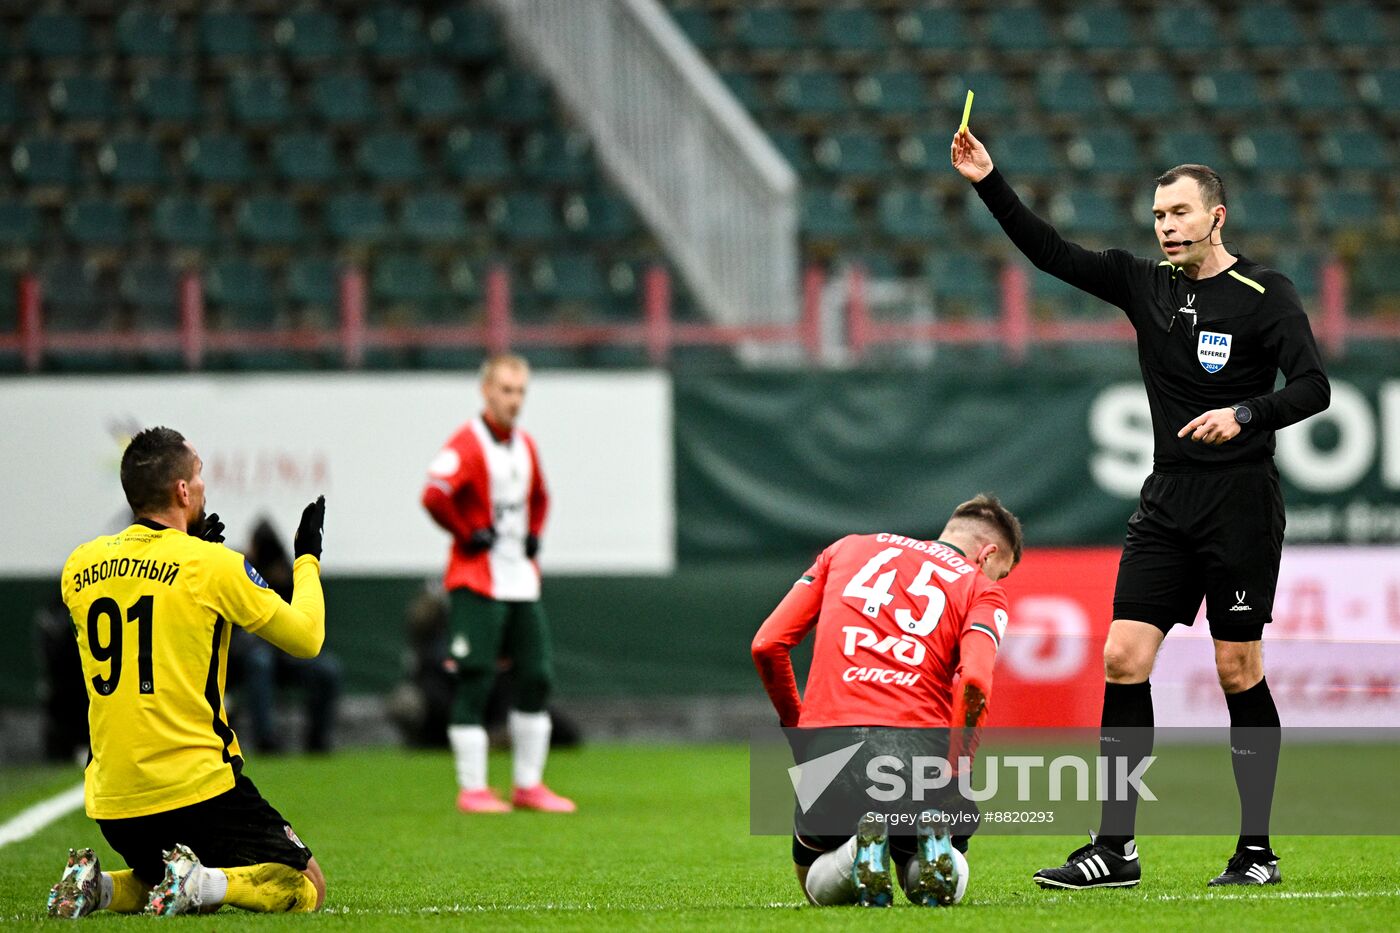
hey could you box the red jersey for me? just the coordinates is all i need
[752,533,1009,729]
[421,415,548,601]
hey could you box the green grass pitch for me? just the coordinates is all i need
[2,744,1397,929]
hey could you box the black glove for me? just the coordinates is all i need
[525,534,540,559]
[465,526,497,553]
[294,495,326,560]
[197,512,225,544]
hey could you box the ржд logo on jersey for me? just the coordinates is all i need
[1198,331,1232,373]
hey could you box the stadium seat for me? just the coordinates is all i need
[116,8,178,61]
[532,253,607,307]
[483,70,552,127]
[1321,1,1388,51]
[1037,70,1103,121]
[48,77,116,128]
[0,268,15,336]
[1269,248,1320,300]
[25,12,88,61]
[0,200,39,249]
[894,8,968,53]
[1359,68,1400,121]
[964,188,1008,238]
[1318,128,1390,174]
[563,191,639,242]
[1315,187,1380,231]
[814,132,887,178]
[430,6,504,63]
[490,191,559,243]
[326,192,391,245]
[1237,3,1306,54]
[876,188,941,244]
[447,257,487,308]
[41,259,105,332]
[371,253,445,318]
[1152,8,1225,55]
[355,133,426,186]
[776,71,848,117]
[818,7,886,56]
[1063,4,1137,54]
[854,70,928,118]
[310,73,377,129]
[183,135,253,187]
[671,8,720,52]
[398,67,468,125]
[275,10,346,65]
[984,8,1054,55]
[401,191,469,244]
[65,199,129,248]
[1049,189,1123,237]
[720,71,767,113]
[925,251,996,317]
[990,129,1060,179]
[1352,250,1400,312]
[521,131,593,185]
[208,259,277,327]
[801,189,859,242]
[0,84,21,135]
[1155,131,1228,173]
[768,130,813,175]
[1279,67,1351,117]
[1068,128,1142,178]
[1231,127,1306,176]
[733,8,803,54]
[357,6,429,65]
[11,137,78,191]
[153,196,217,251]
[119,260,179,329]
[238,195,304,248]
[228,74,295,130]
[1110,70,1181,120]
[1230,190,1293,235]
[1192,69,1265,117]
[288,257,341,313]
[444,129,514,185]
[198,11,261,62]
[134,74,200,127]
[945,71,1014,118]
[98,137,166,193]
[271,133,342,188]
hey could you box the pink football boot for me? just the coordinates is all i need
[456,788,512,813]
[511,784,577,813]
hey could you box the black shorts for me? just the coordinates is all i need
[98,769,312,886]
[1113,462,1285,642]
[791,831,970,868]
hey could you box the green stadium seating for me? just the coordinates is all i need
[925,251,996,317]
[1360,69,1400,120]
[984,8,1054,54]
[272,133,341,187]
[1111,70,1181,119]
[430,7,504,63]
[65,199,129,247]
[116,9,178,61]
[25,12,88,60]
[532,254,608,306]
[776,71,848,116]
[1321,2,1388,50]
[310,73,376,129]
[768,131,813,174]
[447,257,487,307]
[1318,128,1390,173]
[1064,5,1137,53]
[49,77,116,125]
[0,200,39,249]
[1155,131,1227,173]
[945,71,1014,118]
[1192,69,1264,116]
[1238,3,1306,53]
[154,196,217,251]
[1279,67,1351,116]
[288,257,340,311]
[854,70,928,118]
[401,191,469,244]
[992,129,1060,179]
[0,84,21,134]
[444,129,513,185]
[208,259,277,327]
[733,8,803,53]
[521,131,592,185]
[720,71,767,113]
[1152,8,1225,54]
[398,67,468,124]
[1069,128,1141,178]
[98,137,167,191]
[1037,70,1103,120]
[894,8,967,52]
[119,260,179,328]
[818,8,886,56]
[199,11,261,62]
[801,189,859,241]
[815,131,887,178]
[963,189,1006,238]
[1050,189,1122,237]
[1269,248,1320,300]
[355,133,426,185]
[1352,251,1400,309]
[371,253,444,316]
[41,260,104,331]
[1231,190,1293,235]
[326,192,391,245]
[357,6,429,64]
[228,74,295,129]
[1231,127,1306,175]
[12,137,78,189]
[483,70,552,126]
[491,191,559,243]
[275,11,346,65]
[876,188,941,243]
[671,9,720,52]
[0,268,15,335]
[238,196,304,247]
[183,135,253,187]
[563,192,639,242]
[1315,187,1380,231]
[134,74,200,126]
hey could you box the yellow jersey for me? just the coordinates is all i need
[61,519,324,819]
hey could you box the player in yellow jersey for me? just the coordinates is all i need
[46,426,330,918]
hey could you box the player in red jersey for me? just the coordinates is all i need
[421,353,574,814]
[752,495,1023,908]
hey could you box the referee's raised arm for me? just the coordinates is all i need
[950,128,1136,312]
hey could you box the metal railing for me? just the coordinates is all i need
[483,0,799,327]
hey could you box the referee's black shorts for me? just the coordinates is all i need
[1112,461,1284,642]
[98,770,312,886]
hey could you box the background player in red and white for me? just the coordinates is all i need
[421,353,574,814]
[752,495,1022,908]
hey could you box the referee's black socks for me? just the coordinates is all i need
[1226,677,1281,853]
[1097,680,1154,856]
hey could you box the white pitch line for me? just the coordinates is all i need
[0,783,85,849]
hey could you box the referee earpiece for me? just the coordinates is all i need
[1179,214,1219,248]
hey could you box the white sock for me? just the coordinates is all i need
[98,873,114,910]
[803,836,858,906]
[448,724,489,791]
[509,710,551,789]
[195,865,228,906]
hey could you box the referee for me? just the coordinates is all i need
[952,129,1330,888]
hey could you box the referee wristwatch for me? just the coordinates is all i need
[1232,404,1253,426]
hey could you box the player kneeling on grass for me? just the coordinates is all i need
[47,427,329,917]
[752,495,1022,907]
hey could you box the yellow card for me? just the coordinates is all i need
[959,89,974,133]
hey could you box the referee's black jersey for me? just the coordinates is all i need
[974,169,1330,473]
